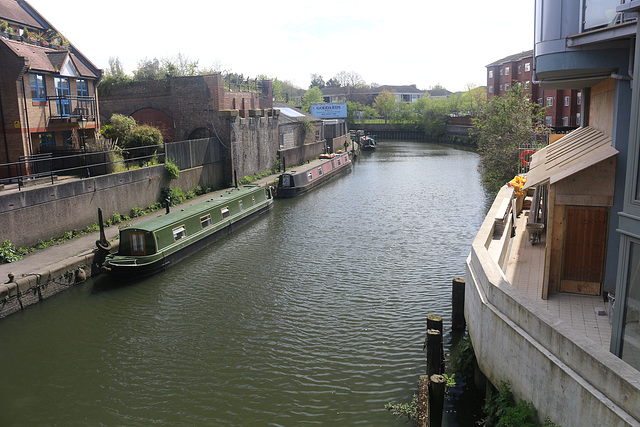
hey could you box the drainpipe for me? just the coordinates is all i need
[17,64,32,156]
[0,87,11,176]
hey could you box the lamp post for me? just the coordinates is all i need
[78,115,89,177]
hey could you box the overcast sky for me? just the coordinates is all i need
[27,0,534,93]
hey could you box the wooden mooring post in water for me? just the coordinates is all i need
[451,277,466,330]
[419,314,446,427]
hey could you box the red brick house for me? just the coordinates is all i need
[487,50,582,129]
[0,0,101,178]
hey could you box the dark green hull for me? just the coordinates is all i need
[103,185,273,281]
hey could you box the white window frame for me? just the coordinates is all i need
[547,97,554,107]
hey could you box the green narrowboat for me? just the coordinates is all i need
[102,185,273,281]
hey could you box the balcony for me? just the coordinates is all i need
[46,96,97,122]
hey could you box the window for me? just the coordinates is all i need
[564,96,570,107]
[172,225,186,241]
[76,79,88,97]
[221,207,230,219]
[36,132,54,147]
[62,130,73,145]
[308,171,313,181]
[30,74,46,101]
[518,65,522,74]
[576,113,581,126]
[200,214,212,228]
[525,62,531,72]
[238,200,244,210]
[337,158,341,166]
[488,85,493,94]
[500,69,504,76]
[546,97,553,107]
[577,92,582,105]
[500,84,503,91]
[525,81,531,89]
[54,76,70,116]
[318,167,323,176]
[562,116,569,126]
[537,98,543,105]
[545,116,553,126]
[488,70,493,78]
[130,232,146,256]
[252,196,256,204]
[504,83,509,91]
[505,67,510,76]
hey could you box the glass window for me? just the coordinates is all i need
[518,65,522,74]
[621,241,640,370]
[583,0,619,30]
[318,167,323,175]
[500,84,503,91]
[238,200,244,210]
[200,214,212,228]
[130,232,145,255]
[308,171,313,180]
[525,62,531,72]
[538,98,543,105]
[30,74,46,101]
[76,79,88,97]
[36,132,54,147]
[488,85,493,94]
[54,76,70,116]
[504,83,509,91]
[488,70,493,78]
[525,81,530,89]
[221,207,230,218]
[545,116,553,126]
[576,112,581,126]
[505,67,510,76]
[577,92,582,105]
[546,97,553,107]
[564,96,570,107]
[500,69,503,76]
[562,116,569,126]
[172,225,186,241]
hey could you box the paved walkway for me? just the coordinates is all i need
[0,174,281,285]
[505,210,612,349]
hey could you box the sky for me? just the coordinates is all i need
[26,0,535,93]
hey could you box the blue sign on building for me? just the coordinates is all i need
[310,102,347,119]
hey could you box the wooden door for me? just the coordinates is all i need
[560,206,608,295]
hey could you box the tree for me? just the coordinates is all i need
[133,57,161,81]
[101,114,136,146]
[128,124,164,160]
[302,86,324,112]
[413,95,451,137]
[473,85,547,194]
[346,101,376,126]
[309,74,325,89]
[331,71,366,102]
[374,90,396,124]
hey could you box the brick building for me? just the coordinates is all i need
[0,0,102,178]
[99,74,282,182]
[487,50,582,129]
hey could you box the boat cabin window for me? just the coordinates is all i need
[252,196,256,204]
[318,167,323,176]
[337,158,341,166]
[173,225,187,241]
[200,214,212,228]
[221,207,230,219]
[308,172,313,181]
[281,174,293,187]
[130,232,146,256]
[238,200,244,210]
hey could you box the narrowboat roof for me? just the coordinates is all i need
[124,185,265,233]
[282,152,350,176]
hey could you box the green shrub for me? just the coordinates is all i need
[385,394,418,421]
[131,206,145,218]
[165,160,179,180]
[0,240,22,263]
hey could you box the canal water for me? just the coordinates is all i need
[0,141,488,426]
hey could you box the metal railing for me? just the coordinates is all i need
[0,138,222,190]
[46,95,97,120]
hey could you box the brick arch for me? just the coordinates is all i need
[188,127,214,140]
[131,108,174,142]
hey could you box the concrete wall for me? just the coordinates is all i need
[0,162,223,247]
[278,140,326,170]
[466,185,640,426]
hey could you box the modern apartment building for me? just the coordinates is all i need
[487,50,582,128]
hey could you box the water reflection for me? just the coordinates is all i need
[0,140,487,426]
